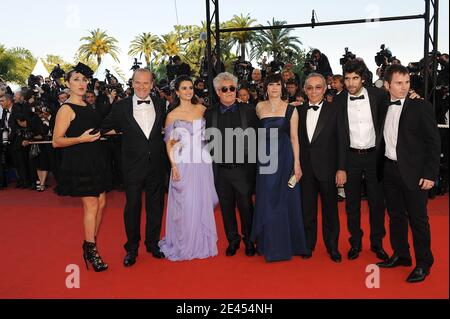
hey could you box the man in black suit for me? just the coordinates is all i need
[334,60,389,261]
[0,94,16,188]
[0,94,26,188]
[298,73,346,263]
[205,72,258,257]
[102,68,167,267]
[376,64,440,283]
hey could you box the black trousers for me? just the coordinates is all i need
[11,144,30,185]
[301,174,340,253]
[383,160,434,269]
[123,165,165,254]
[215,166,254,245]
[344,151,386,248]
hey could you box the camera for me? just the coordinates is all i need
[339,47,356,66]
[233,57,252,81]
[268,60,284,74]
[407,62,422,74]
[50,64,65,80]
[302,52,317,75]
[130,58,142,71]
[375,44,393,67]
[27,75,41,90]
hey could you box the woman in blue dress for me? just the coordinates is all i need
[251,73,309,262]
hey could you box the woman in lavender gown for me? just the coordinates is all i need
[158,75,219,261]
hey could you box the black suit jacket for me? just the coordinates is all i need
[334,87,389,176]
[378,97,441,190]
[204,102,258,181]
[298,101,346,181]
[101,96,167,181]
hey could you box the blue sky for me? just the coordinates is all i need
[2,0,449,78]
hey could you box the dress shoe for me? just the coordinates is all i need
[244,242,256,257]
[146,247,165,259]
[406,267,430,283]
[376,254,412,268]
[371,246,389,261]
[123,252,137,267]
[347,246,362,260]
[225,243,240,256]
[330,251,342,263]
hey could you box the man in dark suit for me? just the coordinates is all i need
[102,68,167,267]
[298,73,346,263]
[376,64,440,283]
[0,94,25,188]
[205,72,258,257]
[334,60,389,261]
[0,94,15,188]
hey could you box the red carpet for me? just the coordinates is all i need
[0,185,448,299]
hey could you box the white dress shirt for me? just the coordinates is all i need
[133,95,155,138]
[383,98,406,161]
[306,101,324,143]
[347,87,376,149]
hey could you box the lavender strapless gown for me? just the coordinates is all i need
[158,119,219,261]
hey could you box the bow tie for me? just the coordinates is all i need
[308,105,320,111]
[137,100,151,105]
[389,100,402,106]
[220,103,238,114]
[350,95,365,101]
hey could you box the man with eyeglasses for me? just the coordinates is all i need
[297,73,346,263]
[205,72,258,257]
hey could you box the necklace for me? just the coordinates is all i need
[269,100,278,113]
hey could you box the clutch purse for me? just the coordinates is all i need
[288,174,297,188]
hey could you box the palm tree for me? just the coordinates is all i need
[156,33,182,64]
[0,46,35,85]
[251,19,302,62]
[78,28,120,65]
[128,32,161,67]
[225,14,256,61]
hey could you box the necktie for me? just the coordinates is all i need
[308,105,319,111]
[389,100,402,106]
[350,95,365,101]
[137,100,151,105]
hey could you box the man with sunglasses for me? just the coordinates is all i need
[205,72,258,257]
[298,73,346,263]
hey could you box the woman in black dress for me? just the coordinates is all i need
[52,63,108,272]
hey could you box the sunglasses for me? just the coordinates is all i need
[305,85,324,92]
[221,86,236,93]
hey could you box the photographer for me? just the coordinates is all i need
[310,49,333,78]
[167,55,191,81]
[248,68,264,103]
[233,56,252,82]
[286,79,299,103]
[374,44,399,81]
[193,78,211,107]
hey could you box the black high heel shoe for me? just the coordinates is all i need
[82,241,108,272]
